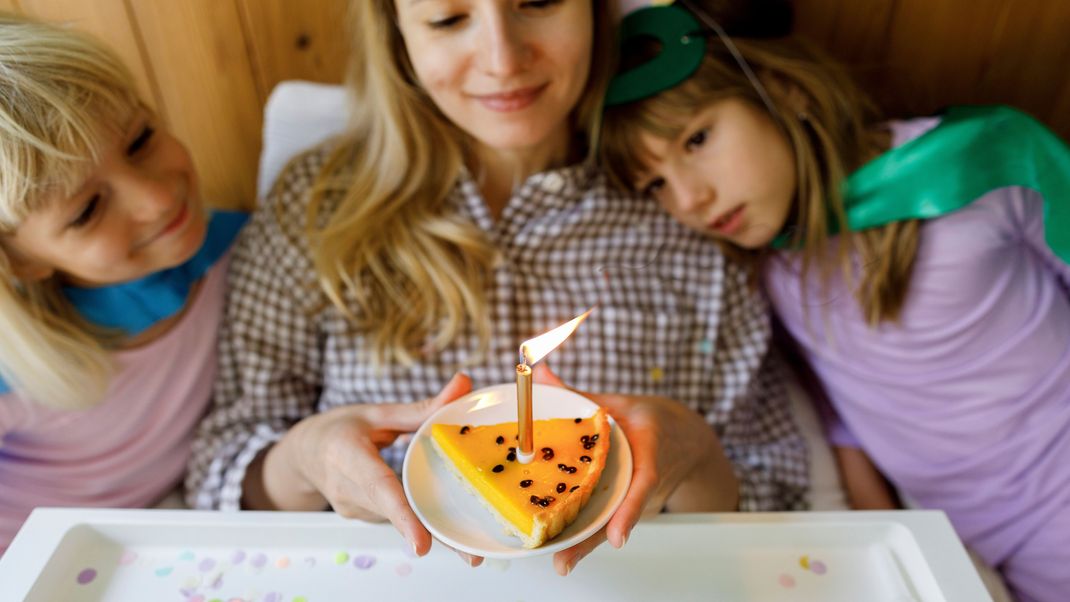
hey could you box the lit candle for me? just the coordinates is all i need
[514,307,595,465]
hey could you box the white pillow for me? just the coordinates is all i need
[257,80,348,199]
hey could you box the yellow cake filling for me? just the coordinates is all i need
[431,414,607,536]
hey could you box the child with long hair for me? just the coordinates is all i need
[601,2,1069,600]
[0,14,245,553]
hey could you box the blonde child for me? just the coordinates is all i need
[601,2,1070,601]
[0,14,245,553]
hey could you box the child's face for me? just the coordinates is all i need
[4,109,207,286]
[633,98,796,249]
[396,0,593,156]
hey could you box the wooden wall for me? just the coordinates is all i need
[2,0,1068,211]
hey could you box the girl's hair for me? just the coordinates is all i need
[602,33,920,326]
[305,0,615,366]
[0,13,141,408]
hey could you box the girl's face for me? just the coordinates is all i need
[633,98,797,249]
[396,0,593,155]
[4,109,207,287]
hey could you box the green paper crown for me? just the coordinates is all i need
[605,5,705,107]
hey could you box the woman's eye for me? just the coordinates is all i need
[428,14,466,29]
[641,177,665,197]
[127,126,155,156]
[69,194,100,229]
[684,128,708,151]
[520,0,562,9]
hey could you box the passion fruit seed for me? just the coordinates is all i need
[541,447,555,461]
[556,482,566,493]
[496,435,505,445]
[492,464,504,473]
[574,418,582,423]
[570,485,579,492]
[580,455,591,463]
[460,426,470,435]
[520,480,533,488]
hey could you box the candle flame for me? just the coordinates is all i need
[520,307,594,365]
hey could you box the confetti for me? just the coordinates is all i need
[334,551,350,565]
[199,558,217,572]
[293,598,308,602]
[353,555,376,570]
[251,553,268,569]
[118,550,138,566]
[179,551,196,562]
[799,555,810,570]
[155,566,174,577]
[395,562,413,577]
[231,550,246,565]
[778,573,796,588]
[76,568,97,585]
[264,593,283,602]
[811,560,827,575]
[649,366,664,383]
[275,556,291,569]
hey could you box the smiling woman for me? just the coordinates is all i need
[187,0,807,579]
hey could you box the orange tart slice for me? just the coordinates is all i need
[430,408,611,548]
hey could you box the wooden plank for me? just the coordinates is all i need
[16,0,162,112]
[127,0,262,211]
[237,0,349,103]
[0,1,22,12]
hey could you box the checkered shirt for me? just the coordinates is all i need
[186,147,809,512]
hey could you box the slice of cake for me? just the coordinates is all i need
[430,408,611,548]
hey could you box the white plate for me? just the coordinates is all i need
[402,383,633,559]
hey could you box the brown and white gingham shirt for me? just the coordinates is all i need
[186,147,808,512]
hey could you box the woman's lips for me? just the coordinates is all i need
[474,84,547,112]
[709,205,745,236]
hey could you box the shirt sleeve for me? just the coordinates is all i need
[706,260,809,511]
[1014,187,1070,290]
[185,151,328,510]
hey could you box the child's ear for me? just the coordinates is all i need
[0,243,55,282]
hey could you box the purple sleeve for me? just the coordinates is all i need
[1015,188,1070,288]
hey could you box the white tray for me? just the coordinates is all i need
[0,509,990,602]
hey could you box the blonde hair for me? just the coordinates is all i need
[305,0,614,366]
[0,12,141,408]
[602,34,919,326]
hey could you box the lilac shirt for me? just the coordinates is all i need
[0,255,229,554]
[766,118,1070,565]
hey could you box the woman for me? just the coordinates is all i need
[186,0,806,575]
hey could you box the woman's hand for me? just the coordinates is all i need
[532,365,739,576]
[244,373,474,559]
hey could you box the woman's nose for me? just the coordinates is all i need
[481,15,529,77]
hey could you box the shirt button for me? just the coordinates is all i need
[542,172,565,193]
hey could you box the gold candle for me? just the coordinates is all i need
[515,362,535,464]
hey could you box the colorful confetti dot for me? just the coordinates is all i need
[293,598,308,602]
[76,568,97,585]
[811,560,827,575]
[251,553,268,569]
[155,566,174,577]
[778,573,796,588]
[210,572,224,589]
[198,558,216,572]
[186,595,205,602]
[231,550,246,565]
[119,550,138,566]
[264,593,282,602]
[179,551,196,561]
[395,562,413,577]
[334,551,350,565]
[799,555,810,570]
[227,598,244,602]
[275,556,291,569]
[353,555,376,570]
[649,366,664,383]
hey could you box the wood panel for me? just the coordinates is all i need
[16,0,162,113]
[127,0,262,210]
[237,0,349,104]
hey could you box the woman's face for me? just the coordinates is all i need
[396,0,593,154]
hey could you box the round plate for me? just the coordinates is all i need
[403,383,632,559]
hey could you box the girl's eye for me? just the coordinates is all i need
[69,194,100,229]
[641,177,665,198]
[428,14,466,29]
[127,126,155,156]
[684,128,708,152]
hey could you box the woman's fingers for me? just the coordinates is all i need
[360,372,472,432]
[553,525,608,576]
